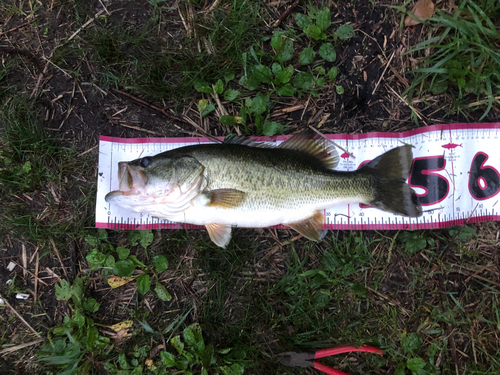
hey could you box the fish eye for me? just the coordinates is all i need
[140,157,152,168]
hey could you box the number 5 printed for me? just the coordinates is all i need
[408,156,449,206]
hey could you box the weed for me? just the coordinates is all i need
[37,277,111,374]
[403,0,500,119]
[268,233,378,345]
[36,228,249,374]
[158,323,246,374]
[0,98,56,191]
[74,0,262,101]
[0,98,94,243]
[85,229,173,301]
[194,5,353,135]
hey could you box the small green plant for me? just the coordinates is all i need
[85,229,172,301]
[446,225,476,242]
[38,278,111,374]
[398,225,475,255]
[398,231,435,254]
[159,323,245,375]
[295,6,354,43]
[393,331,440,375]
[111,345,150,374]
[193,5,353,136]
[403,0,500,120]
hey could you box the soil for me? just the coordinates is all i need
[7,0,493,152]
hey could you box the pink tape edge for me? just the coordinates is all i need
[96,214,498,231]
[99,122,500,144]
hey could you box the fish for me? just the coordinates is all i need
[340,151,351,160]
[105,133,423,248]
[441,142,462,150]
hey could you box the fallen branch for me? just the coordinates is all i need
[111,88,222,142]
[111,88,181,122]
[273,0,301,28]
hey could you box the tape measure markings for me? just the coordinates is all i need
[96,123,500,231]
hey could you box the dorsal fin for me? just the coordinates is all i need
[223,135,273,148]
[278,132,339,169]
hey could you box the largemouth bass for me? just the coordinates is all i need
[105,133,422,247]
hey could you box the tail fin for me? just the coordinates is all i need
[360,145,422,217]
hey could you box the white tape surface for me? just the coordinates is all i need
[96,123,500,231]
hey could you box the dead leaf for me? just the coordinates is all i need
[145,358,155,370]
[149,344,165,359]
[109,320,133,332]
[102,327,132,341]
[145,359,153,366]
[115,328,130,340]
[405,0,435,27]
[107,276,133,288]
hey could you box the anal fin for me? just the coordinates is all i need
[206,223,232,248]
[286,211,326,241]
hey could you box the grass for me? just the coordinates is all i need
[0,97,94,242]
[73,0,263,101]
[403,0,500,120]
[1,0,500,374]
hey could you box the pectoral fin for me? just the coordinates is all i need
[206,223,232,248]
[286,211,327,241]
[204,189,246,209]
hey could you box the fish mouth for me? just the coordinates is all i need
[105,162,148,202]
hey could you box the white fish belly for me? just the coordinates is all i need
[170,195,366,227]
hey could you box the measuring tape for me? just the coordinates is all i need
[96,123,500,231]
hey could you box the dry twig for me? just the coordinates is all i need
[387,85,424,121]
[0,339,44,355]
[66,9,105,43]
[0,293,40,336]
[21,244,27,279]
[13,262,48,286]
[118,123,162,135]
[50,238,69,280]
[77,145,99,158]
[366,286,411,316]
[372,51,395,95]
[272,0,301,27]
[34,253,40,302]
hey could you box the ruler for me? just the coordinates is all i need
[96,123,500,231]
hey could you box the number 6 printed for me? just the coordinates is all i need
[468,152,500,200]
